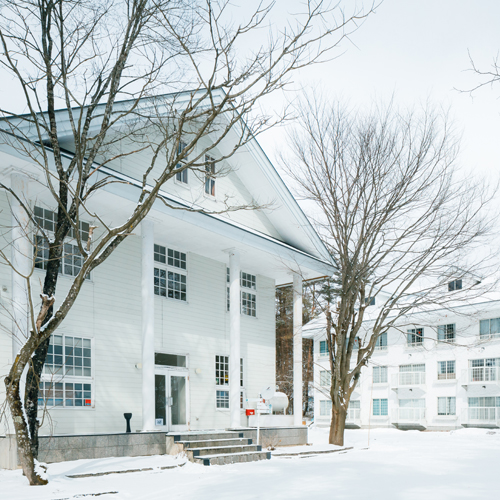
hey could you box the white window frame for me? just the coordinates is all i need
[375,332,387,351]
[438,324,455,343]
[33,206,91,280]
[480,318,500,340]
[215,354,244,410]
[204,154,216,197]
[319,399,332,417]
[39,334,94,409]
[437,396,456,416]
[240,271,256,317]
[372,398,388,417]
[373,365,388,384]
[319,370,331,387]
[437,360,456,380]
[407,327,424,348]
[175,140,188,185]
[319,340,329,357]
[154,244,188,302]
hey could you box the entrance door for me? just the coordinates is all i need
[155,369,189,431]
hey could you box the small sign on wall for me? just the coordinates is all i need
[155,418,164,426]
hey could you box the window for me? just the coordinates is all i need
[215,355,243,409]
[319,340,329,357]
[34,207,90,279]
[39,334,93,408]
[480,318,500,339]
[319,370,331,387]
[154,245,187,301]
[240,272,256,316]
[320,400,332,416]
[352,336,360,350]
[375,332,387,351]
[448,279,462,291]
[215,355,229,386]
[437,397,456,416]
[365,297,375,306]
[241,291,256,317]
[204,155,216,196]
[44,335,92,377]
[407,328,424,347]
[437,360,455,380]
[438,324,455,343]
[469,358,500,382]
[241,272,256,290]
[226,268,231,311]
[399,364,425,385]
[373,398,388,416]
[373,366,388,384]
[175,141,188,183]
[216,390,229,409]
[468,397,500,408]
[34,206,90,241]
[155,353,187,367]
[467,397,500,421]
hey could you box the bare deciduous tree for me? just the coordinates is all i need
[0,0,373,484]
[283,96,497,446]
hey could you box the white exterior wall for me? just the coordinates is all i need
[313,301,500,430]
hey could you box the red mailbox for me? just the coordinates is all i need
[246,409,255,416]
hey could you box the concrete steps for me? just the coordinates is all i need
[168,431,271,466]
[194,450,271,466]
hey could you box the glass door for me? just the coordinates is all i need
[154,368,189,431]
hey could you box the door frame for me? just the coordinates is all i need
[154,366,190,432]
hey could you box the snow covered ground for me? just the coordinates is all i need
[1,427,500,499]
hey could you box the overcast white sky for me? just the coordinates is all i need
[259,0,500,179]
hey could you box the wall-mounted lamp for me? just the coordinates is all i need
[195,368,202,375]
[135,363,142,369]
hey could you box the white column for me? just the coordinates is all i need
[229,249,241,428]
[11,174,31,361]
[293,272,303,426]
[141,220,155,431]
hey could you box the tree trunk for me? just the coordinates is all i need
[25,336,51,459]
[5,374,47,485]
[329,404,347,446]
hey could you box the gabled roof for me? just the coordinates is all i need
[0,89,335,273]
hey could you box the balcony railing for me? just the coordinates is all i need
[461,407,500,424]
[346,408,361,421]
[391,372,426,387]
[391,408,426,422]
[437,372,456,380]
[463,367,500,384]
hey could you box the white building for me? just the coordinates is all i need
[309,295,500,431]
[0,93,333,437]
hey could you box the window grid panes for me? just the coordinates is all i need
[216,355,229,386]
[154,244,166,264]
[448,279,462,291]
[373,398,388,416]
[44,335,92,377]
[437,360,456,380]
[216,390,229,409]
[319,340,329,356]
[375,332,387,350]
[320,400,332,416]
[480,318,500,339]
[373,366,388,384]
[38,381,92,408]
[438,397,456,416]
[407,328,424,347]
[34,206,90,241]
[175,141,188,183]
[154,268,187,301]
[469,358,500,382]
[438,324,455,343]
[320,370,331,387]
[241,272,256,290]
[205,154,215,196]
[241,291,256,317]
[168,249,186,270]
